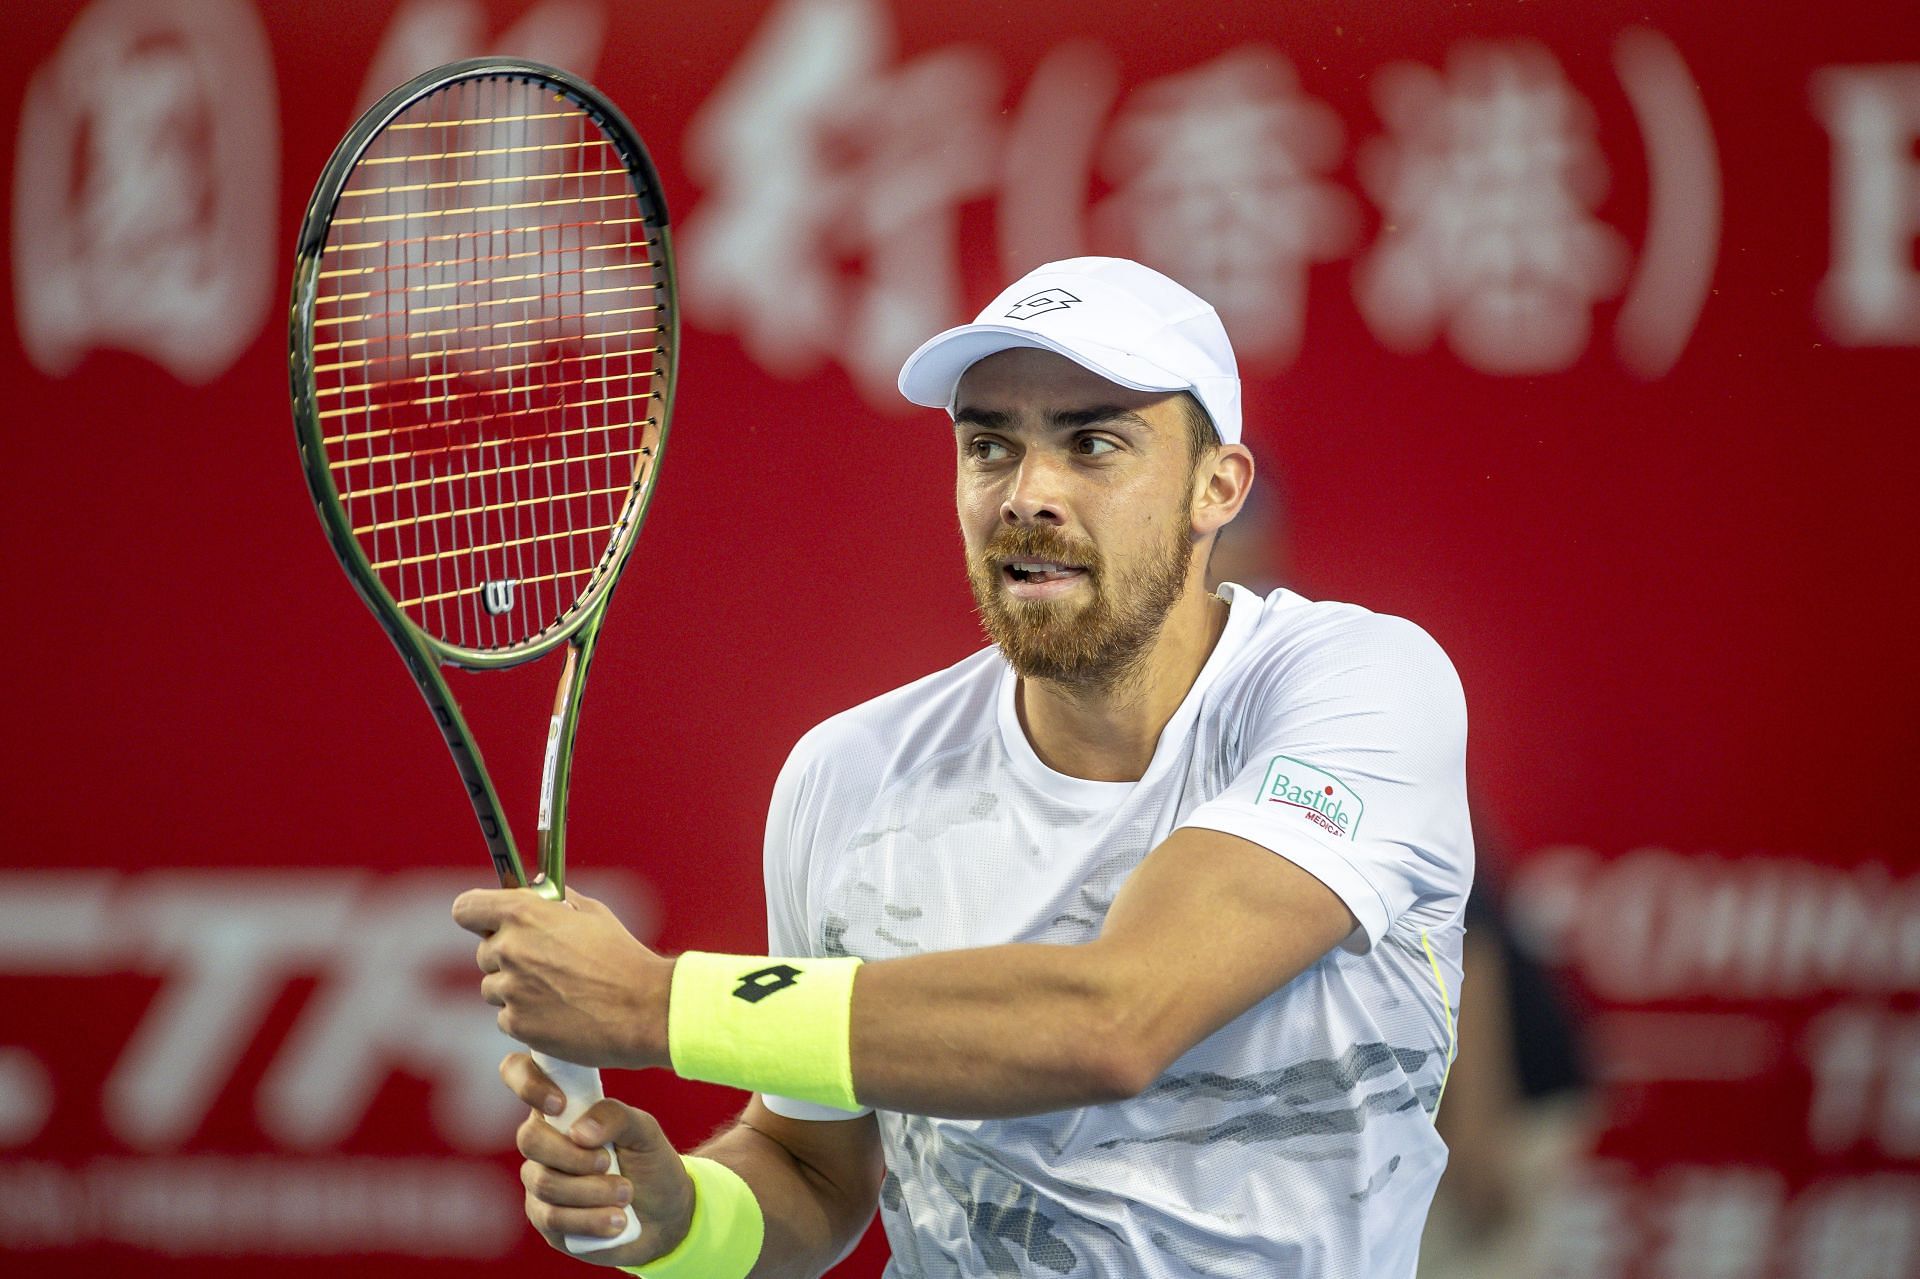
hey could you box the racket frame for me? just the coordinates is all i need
[288,57,677,901]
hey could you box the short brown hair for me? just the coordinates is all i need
[1179,391,1221,465]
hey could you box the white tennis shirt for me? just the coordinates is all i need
[761,584,1473,1279]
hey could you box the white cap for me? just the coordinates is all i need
[896,257,1243,444]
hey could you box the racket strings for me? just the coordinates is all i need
[330,163,632,203]
[315,234,659,284]
[311,291,660,331]
[315,259,655,317]
[320,361,661,441]
[314,73,668,652]
[319,344,662,408]
[343,440,662,532]
[318,219,652,263]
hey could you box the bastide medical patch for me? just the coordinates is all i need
[1256,756,1364,840]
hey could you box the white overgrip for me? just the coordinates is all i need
[532,1050,643,1253]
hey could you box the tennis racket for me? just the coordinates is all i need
[288,58,675,1254]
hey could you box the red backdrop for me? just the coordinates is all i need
[3,2,1917,1275]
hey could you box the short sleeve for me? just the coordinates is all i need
[1180,613,1472,953]
[759,733,875,1122]
[762,740,813,959]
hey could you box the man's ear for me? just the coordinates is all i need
[1191,445,1255,539]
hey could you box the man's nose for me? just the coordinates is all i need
[1002,453,1068,526]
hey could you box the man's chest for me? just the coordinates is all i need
[805,744,1237,960]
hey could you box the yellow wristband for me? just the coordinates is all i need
[668,952,863,1111]
[620,1156,764,1279]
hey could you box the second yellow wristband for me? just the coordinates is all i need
[620,1156,764,1279]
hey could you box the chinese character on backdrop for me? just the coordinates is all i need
[1790,1178,1920,1279]
[1355,40,1628,375]
[680,0,999,405]
[12,0,279,384]
[1095,48,1356,368]
[1646,1167,1783,1279]
[354,0,606,111]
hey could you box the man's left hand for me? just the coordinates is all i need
[452,887,670,1069]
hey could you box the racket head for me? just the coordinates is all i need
[290,58,676,671]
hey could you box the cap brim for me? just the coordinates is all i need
[897,324,1191,411]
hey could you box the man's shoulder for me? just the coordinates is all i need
[1230,587,1459,687]
[781,644,1006,791]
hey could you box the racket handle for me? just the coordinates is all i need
[532,1050,643,1254]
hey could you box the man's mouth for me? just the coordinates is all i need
[999,559,1089,599]
[1002,559,1085,584]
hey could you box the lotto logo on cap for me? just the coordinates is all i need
[1005,289,1081,320]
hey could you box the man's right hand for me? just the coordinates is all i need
[502,1051,696,1267]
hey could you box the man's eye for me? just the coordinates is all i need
[969,438,1009,461]
[1075,435,1118,456]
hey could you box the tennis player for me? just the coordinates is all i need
[454,257,1474,1278]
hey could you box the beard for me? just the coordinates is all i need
[967,517,1193,691]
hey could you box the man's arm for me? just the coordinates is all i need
[462,825,1357,1120]
[845,825,1357,1116]
[507,1053,883,1276]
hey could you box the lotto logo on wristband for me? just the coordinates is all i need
[1257,756,1364,839]
[733,963,803,1003]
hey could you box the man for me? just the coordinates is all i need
[454,257,1473,1278]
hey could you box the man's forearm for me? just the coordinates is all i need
[801,831,1355,1119]
[693,1120,875,1279]
[847,939,1165,1118]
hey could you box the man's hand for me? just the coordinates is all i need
[503,1052,695,1267]
[452,887,671,1068]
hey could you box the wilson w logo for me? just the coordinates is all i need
[480,580,515,614]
